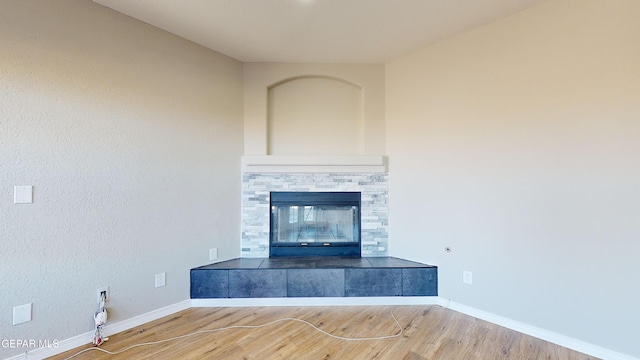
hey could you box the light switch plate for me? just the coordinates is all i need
[14,186,33,204]
[13,303,32,325]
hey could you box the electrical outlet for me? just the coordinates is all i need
[209,248,218,261]
[463,270,473,285]
[155,272,166,288]
[97,287,109,302]
[13,303,32,325]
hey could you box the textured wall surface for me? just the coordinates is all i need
[0,1,243,358]
[267,77,364,155]
[243,63,386,155]
[3,0,638,358]
[242,173,389,257]
[386,0,640,357]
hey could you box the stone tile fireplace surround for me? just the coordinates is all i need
[191,157,438,300]
[241,172,389,258]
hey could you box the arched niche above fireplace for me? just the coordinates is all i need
[267,76,364,156]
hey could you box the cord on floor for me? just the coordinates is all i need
[62,307,404,360]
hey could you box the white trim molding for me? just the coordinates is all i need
[191,296,439,308]
[4,300,191,360]
[440,299,638,360]
[241,155,387,173]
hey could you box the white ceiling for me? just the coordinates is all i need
[93,0,542,63]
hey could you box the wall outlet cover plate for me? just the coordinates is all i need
[463,270,473,285]
[155,272,166,288]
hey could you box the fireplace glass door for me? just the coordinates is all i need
[270,192,361,257]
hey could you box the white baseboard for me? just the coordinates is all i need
[191,296,440,307]
[6,297,637,360]
[4,300,191,360]
[438,298,638,360]
[101,300,191,337]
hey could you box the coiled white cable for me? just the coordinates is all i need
[63,307,404,359]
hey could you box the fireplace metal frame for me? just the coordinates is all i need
[269,192,362,257]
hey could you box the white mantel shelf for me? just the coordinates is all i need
[241,155,387,173]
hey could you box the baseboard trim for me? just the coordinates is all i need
[191,296,440,307]
[4,300,191,360]
[101,300,191,338]
[7,297,637,360]
[438,298,638,360]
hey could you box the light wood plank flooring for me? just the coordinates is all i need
[49,306,598,360]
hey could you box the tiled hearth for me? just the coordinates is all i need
[190,257,437,299]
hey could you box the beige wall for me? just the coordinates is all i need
[3,0,639,358]
[244,63,385,155]
[0,1,243,357]
[386,0,640,357]
[268,76,363,155]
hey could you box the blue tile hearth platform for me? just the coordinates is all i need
[190,257,437,299]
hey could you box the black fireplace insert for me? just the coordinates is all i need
[269,192,361,257]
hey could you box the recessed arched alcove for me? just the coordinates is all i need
[267,76,363,155]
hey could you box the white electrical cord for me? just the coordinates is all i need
[92,293,109,347]
[63,307,404,360]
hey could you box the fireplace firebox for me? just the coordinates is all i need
[270,192,361,257]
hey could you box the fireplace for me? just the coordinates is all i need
[241,172,389,258]
[270,192,361,257]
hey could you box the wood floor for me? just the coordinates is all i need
[50,306,598,360]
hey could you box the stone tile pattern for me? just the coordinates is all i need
[190,268,438,298]
[228,269,287,298]
[190,257,438,299]
[242,173,389,257]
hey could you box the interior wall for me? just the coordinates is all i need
[0,1,243,357]
[268,77,363,155]
[386,0,640,357]
[244,63,385,155]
